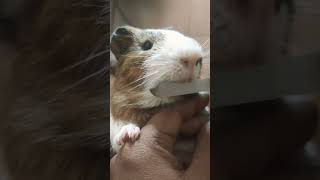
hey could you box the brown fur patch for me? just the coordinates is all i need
[111,53,157,125]
[110,27,158,125]
[110,26,168,125]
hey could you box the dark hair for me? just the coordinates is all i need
[1,0,109,179]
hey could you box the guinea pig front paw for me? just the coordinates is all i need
[115,124,141,145]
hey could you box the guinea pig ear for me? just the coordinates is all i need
[111,26,134,59]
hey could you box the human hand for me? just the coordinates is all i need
[110,95,210,180]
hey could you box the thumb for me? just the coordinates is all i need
[184,122,210,180]
[140,95,209,152]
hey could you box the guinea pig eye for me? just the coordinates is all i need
[142,40,153,50]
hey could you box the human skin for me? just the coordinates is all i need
[110,95,210,180]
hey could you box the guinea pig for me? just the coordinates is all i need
[110,25,206,153]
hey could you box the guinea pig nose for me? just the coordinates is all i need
[181,58,190,66]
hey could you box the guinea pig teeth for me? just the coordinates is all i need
[150,79,210,97]
[194,61,202,79]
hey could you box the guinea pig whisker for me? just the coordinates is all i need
[130,72,163,91]
[134,71,158,84]
[126,81,146,92]
[125,75,147,87]
[145,63,171,67]
[124,55,145,58]
[145,60,171,64]
[123,102,139,107]
[48,67,107,103]
[144,61,172,66]
[143,71,168,90]
[155,71,168,82]
[124,71,159,90]
[40,49,108,84]
[127,84,144,92]
[133,61,144,65]
[125,52,145,56]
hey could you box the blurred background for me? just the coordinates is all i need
[213,0,320,179]
[213,0,320,64]
[0,1,18,180]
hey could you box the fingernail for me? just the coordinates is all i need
[198,93,209,103]
[195,94,209,111]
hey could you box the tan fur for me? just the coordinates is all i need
[111,53,156,125]
[110,27,169,125]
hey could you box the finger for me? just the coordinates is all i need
[184,122,210,180]
[140,95,209,152]
[140,110,181,152]
[110,155,118,180]
[180,111,209,135]
[174,94,209,120]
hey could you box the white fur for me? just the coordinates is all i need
[137,29,203,108]
[110,113,140,152]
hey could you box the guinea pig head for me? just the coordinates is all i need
[110,26,204,108]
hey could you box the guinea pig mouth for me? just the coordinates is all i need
[150,79,199,99]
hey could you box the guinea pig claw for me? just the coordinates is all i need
[115,124,141,145]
